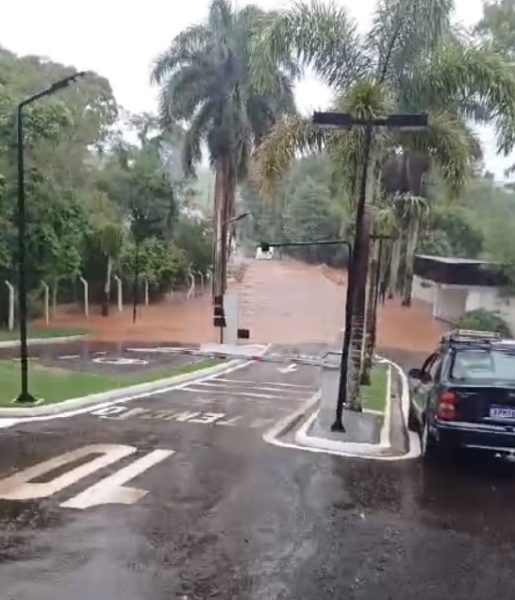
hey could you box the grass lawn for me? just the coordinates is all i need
[0,327,87,342]
[362,364,389,413]
[0,358,221,407]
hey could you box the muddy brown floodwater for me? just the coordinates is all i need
[38,259,445,354]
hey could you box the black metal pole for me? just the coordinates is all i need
[332,121,373,430]
[332,243,353,431]
[13,73,86,404]
[15,104,34,403]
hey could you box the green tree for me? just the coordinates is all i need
[0,47,119,322]
[251,0,515,406]
[151,0,296,295]
[173,218,213,275]
[476,0,515,60]
[418,205,484,258]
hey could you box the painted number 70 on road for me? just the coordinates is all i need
[0,444,173,510]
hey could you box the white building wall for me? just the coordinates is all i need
[435,285,468,322]
[412,275,435,304]
[413,276,515,334]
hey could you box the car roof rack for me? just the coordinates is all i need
[441,329,502,345]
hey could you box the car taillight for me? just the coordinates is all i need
[437,391,459,420]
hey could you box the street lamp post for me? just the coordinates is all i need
[313,111,428,431]
[15,72,86,404]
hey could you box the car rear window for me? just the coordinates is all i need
[451,349,515,382]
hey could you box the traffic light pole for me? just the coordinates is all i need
[258,238,352,431]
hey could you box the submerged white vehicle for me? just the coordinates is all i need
[255,246,274,260]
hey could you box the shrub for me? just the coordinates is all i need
[457,309,512,337]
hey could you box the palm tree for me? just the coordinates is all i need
[151,0,295,295]
[251,0,515,407]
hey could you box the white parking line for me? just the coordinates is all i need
[180,387,281,400]
[214,378,315,390]
[193,381,310,395]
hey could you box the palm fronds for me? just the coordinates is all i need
[250,0,367,92]
[409,43,515,153]
[151,26,212,85]
[253,115,324,195]
[399,112,478,196]
[369,0,453,82]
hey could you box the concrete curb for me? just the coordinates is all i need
[0,335,86,349]
[294,361,392,456]
[264,356,421,461]
[0,359,243,418]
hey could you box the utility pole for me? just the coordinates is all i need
[312,111,428,430]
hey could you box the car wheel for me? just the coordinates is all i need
[420,418,438,462]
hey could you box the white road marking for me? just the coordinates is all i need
[217,415,242,426]
[89,405,281,430]
[0,444,136,500]
[214,378,314,390]
[61,449,174,509]
[172,411,202,422]
[126,347,183,354]
[91,406,131,418]
[193,381,309,395]
[180,387,280,400]
[188,412,226,424]
[58,354,80,360]
[93,357,149,366]
[278,363,298,374]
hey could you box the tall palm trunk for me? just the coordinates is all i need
[402,202,420,307]
[347,206,371,409]
[213,159,227,298]
[388,237,402,298]
[361,237,379,385]
[225,164,237,270]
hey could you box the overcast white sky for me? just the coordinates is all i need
[1,0,511,178]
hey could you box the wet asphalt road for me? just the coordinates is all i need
[1,359,515,599]
[0,341,205,375]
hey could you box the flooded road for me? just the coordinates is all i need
[0,358,514,599]
[0,261,509,599]
[39,259,445,351]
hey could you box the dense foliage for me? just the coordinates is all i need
[241,156,349,265]
[457,309,512,337]
[0,47,213,324]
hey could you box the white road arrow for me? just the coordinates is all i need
[278,363,298,374]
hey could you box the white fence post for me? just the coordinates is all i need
[79,277,89,318]
[41,281,49,326]
[187,271,195,300]
[114,276,123,312]
[197,271,204,294]
[52,280,58,317]
[5,281,14,331]
[144,278,149,307]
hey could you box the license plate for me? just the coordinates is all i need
[490,406,515,419]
